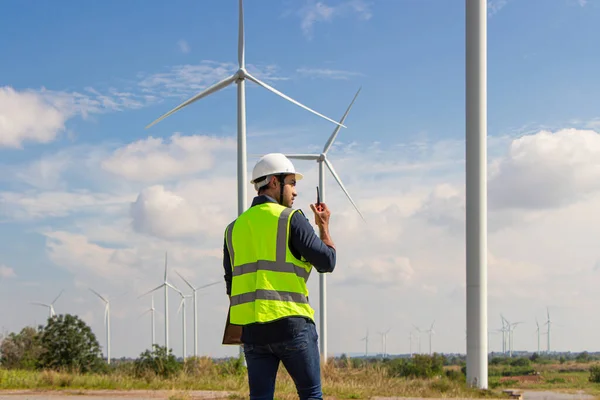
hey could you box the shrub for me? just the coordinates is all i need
[588,365,600,383]
[0,326,44,370]
[386,354,445,379]
[134,344,181,378]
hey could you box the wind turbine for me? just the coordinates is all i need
[139,252,182,351]
[31,289,64,319]
[425,321,436,355]
[545,307,552,353]
[282,88,364,363]
[176,290,191,359]
[412,325,422,354]
[377,327,391,358]
[139,295,157,347]
[89,288,111,364]
[535,318,541,354]
[145,1,345,360]
[176,271,220,358]
[360,329,369,357]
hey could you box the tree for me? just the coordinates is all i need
[0,326,44,369]
[39,314,104,373]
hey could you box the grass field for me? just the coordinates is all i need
[0,358,495,400]
[1,357,600,399]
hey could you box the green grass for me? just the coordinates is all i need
[486,361,600,397]
[0,357,503,399]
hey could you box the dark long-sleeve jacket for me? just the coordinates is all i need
[223,194,336,344]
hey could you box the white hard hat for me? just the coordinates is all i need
[251,153,303,190]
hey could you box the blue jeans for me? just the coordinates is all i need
[243,322,322,400]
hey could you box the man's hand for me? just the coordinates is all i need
[310,202,331,228]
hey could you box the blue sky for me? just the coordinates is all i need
[2,0,600,359]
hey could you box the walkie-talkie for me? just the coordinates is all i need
[316,186,322,211]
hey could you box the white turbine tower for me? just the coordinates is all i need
[139,252,182,351]
[145,1,345,360]
[282,88,364,363]
[176,290,191,359]
[545,307,553,353]
[377,327,391,358]
[535,318,541,354]
[31,289,64,319]
[425,321,436,355]
[465,0,488,389]
[89,288,111,364]
[360,329,369,357]
[140,295,157,347]
[176,271,220,358]
[412,325,422,354]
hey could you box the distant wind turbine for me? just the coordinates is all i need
[377,327,392,358]
[360,329,369,357]
[283,88,364,363]
[545,307,553,353]
[535,318,541,354]
[139,295,157,347]
[425,321,436,355]
[139,252,182,350]
[31,289,64,319]
[176,290,191,359]
[176,271,220,358]
[412,325,422,354]
[89,288,111,364]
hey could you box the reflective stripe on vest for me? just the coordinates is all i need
[227,203,314,325]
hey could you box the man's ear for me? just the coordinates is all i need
[268,176,277,189]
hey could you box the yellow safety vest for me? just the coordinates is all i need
[225,202,315,325]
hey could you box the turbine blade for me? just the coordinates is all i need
[324,158,365,222]
[245,72,346,128]
[30,302,50,307]
[197,281,221,290]
[323,87,361,154]
[238,0,244,68]
[89,288,108,303]
[52,289,64,305]
[177,298,184,314]
[145,74,237,129]
[164,251,168,282]
[166,282,183,295]
[138,284,165,299]
[284,154,320,160]
[176,270,195,291]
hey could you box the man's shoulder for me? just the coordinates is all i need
[290,208,312,231]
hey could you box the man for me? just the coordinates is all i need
[223,153,336,400]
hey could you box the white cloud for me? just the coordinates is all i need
[0,86,68,148]
[488,0,509,16]
[295,0,373,39]
[0,265,16,279]
[0,85,152,149]
[489,128,600,210]
[296,67,364,80]
[137,61,288,99]
[13,151,73,190]
[177,39,190,54]
[0,190,134,220]
[44,230,140,282]
[7,128,600,356]
[130,185,203,239]
[101,133,236,182]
